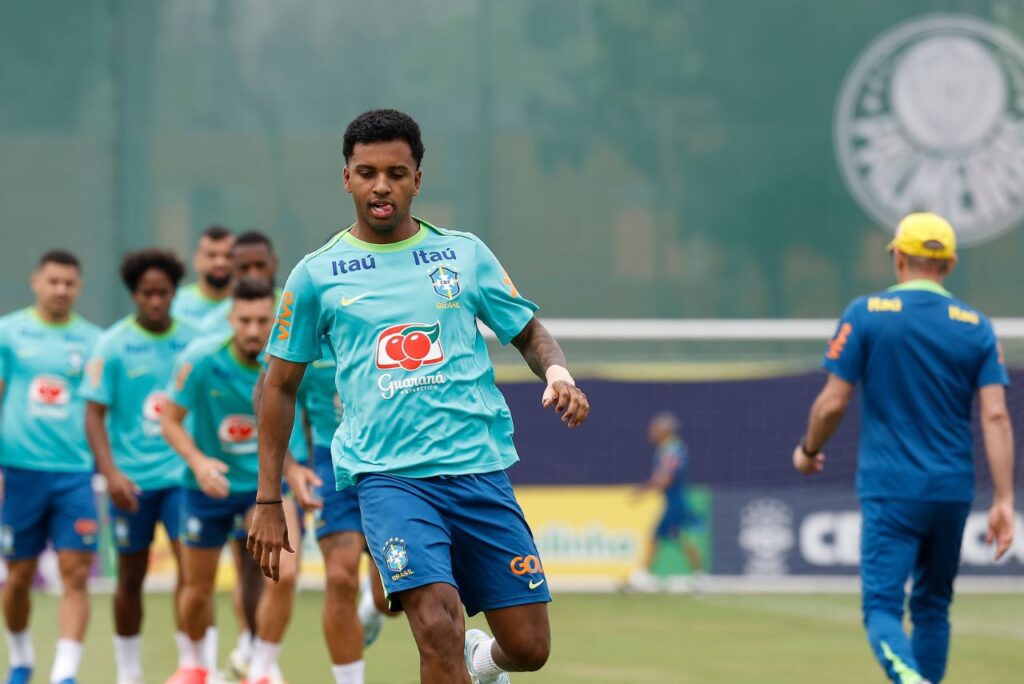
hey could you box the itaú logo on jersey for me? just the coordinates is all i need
[142,391,168,437]
[375,322,444,371]
[217,414,257,454]
[28,375,71,418]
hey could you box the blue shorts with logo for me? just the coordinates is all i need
[313,446,362,540]
[655,491,701,540]
[1,466,99,560]
[109,486,183,554]
[357,470,551,616]
[181,489,255,549]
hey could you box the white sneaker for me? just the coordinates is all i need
[626,568,657,592]
[464,628,511,683]
[269,663,286,684]
[357,576,384,647]
[226,645,249,680]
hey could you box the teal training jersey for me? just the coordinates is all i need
[298,345,343,449]
[171,283,228,329]
[79,317,199,490]
[268,219,538,489]
[167,334,262,493]
[0,308,101,472]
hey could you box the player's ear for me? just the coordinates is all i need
[342,165,352,193]
[413,167,422,196]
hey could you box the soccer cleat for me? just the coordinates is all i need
[357,577,384,647]
[4,667,32,684]
[464,629,511,684]
[226,647,249,681]
[163,667,208,684]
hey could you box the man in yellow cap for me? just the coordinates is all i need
[792,212,1015,683]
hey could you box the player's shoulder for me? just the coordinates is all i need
[944,295,993,331]
[72,313,103,337]
[299,230,349,265]
[180,332,231,365]
[0,307,32,331]
[94,316,134,349]
[418,217,486,248]
[173,316,203,340]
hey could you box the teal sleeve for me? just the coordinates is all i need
[822,299,866,383]
[0,322,9,383]
[79,337,117,405]
[473,238,539,345]
[977,321,1010,388]
[167,349,202,412]
[268,262,322,363]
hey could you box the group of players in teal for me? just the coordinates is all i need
[0,108,1015,684]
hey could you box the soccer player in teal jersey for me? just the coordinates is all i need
[199,231,282,337]
[794,213,1015,684]
[0,251,101,684]
[251,110,590,684]
[80,249,199,684]
[171,226,235,328]
[161,279,304,684]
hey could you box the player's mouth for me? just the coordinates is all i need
[369,200,395,220]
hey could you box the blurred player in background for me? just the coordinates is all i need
[794,212,1015,684]
[251,109,590,684]
[0,251,101,684]
[162,279,301,684]
[172,226,235,328]
[629,412,705,592]
[82,249,198,684]
[200,231,281,337]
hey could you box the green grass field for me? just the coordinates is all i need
[13,591,1023,683]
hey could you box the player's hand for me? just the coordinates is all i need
[986,500,1015,561]
[247,501,293,583]
[542,380,589,429]
[106,469,142,513]
[792,444,825,475]
[194,457,230,499]
[284,461,323,510]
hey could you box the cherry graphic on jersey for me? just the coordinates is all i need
[382,323,441,371]
[228,423,254,440]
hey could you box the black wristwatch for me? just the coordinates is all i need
[800,440,820,457]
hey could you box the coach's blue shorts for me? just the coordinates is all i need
[313,446,362,540]
[1,466,99,560]
[181,489,255,548]
[655,492,701,540]
[109,486,183,554]
[358,470,551,616]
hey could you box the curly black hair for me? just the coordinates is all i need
[119,248,186,292]
[343,109,424,167]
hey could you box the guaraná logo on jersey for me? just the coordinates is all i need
[28,374,71,418]
[217,414,257,454]
[428,266,460,301]
[835,14,1024,245]
[375,322,444,371]
[142,391,169,437]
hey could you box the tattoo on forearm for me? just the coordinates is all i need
[512,318,567,381]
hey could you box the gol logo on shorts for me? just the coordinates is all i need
[509,555,543,575]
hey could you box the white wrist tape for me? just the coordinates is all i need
[545,365,575,387]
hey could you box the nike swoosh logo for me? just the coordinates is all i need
[340,291,374,307]
[126,367,150,379]
[528,579,546,590]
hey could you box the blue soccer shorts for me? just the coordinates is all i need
[181,489,255,549]
[313,446,362,540]
[1,466,99,560]
[109,486,183,554]
[358,470,551,616]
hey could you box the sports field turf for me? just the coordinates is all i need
[13,591,1023,682]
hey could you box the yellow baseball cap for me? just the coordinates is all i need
[886,212,957,260]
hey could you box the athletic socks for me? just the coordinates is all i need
[204,626,219,672]
[331,660,366,684]
[49,639,84,683]
[113,635,142,681]
[248,638,281,681]
[471,637,505,678]
[6,629,34,668]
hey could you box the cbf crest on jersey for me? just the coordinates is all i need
[834,14,1024,245]
[429,266,460,300]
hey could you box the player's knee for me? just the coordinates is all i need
[504,634,550,672]
[324,556,359,596]
[60,561,92,591]
[413,609,463,660]
[4,563,34,592]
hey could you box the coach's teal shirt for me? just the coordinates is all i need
[267,219,537,489]
[824,280,1008,502]
[0,308,100,472]
[79,317,197,490]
